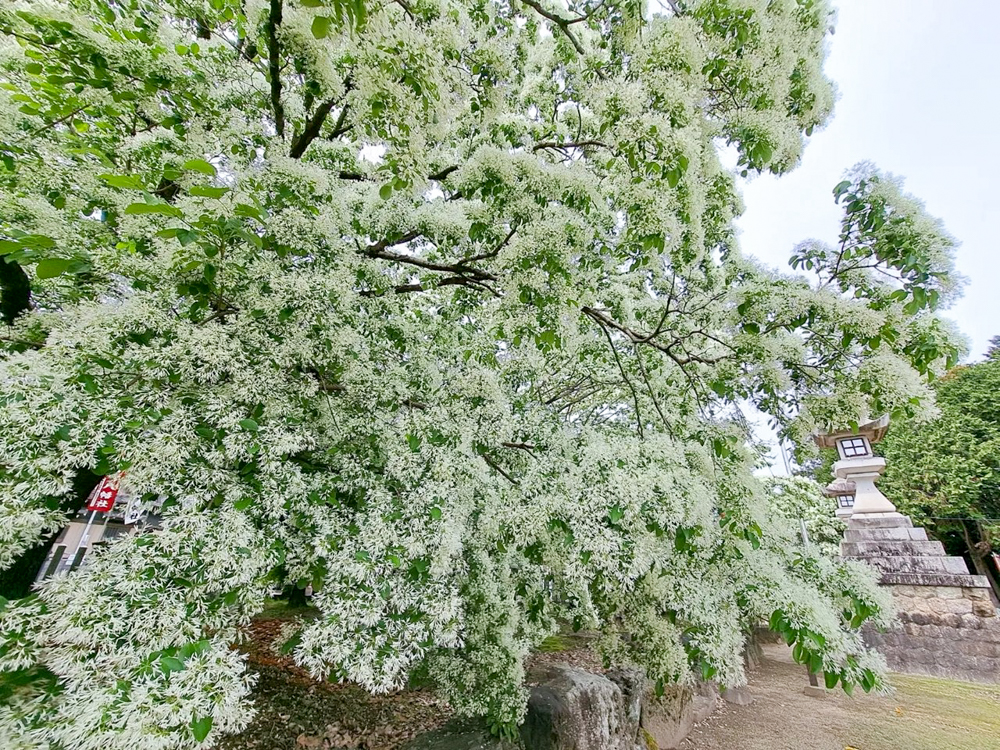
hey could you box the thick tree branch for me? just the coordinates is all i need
[290,98,338,158]
[364,234,498,282]
[429,165,460,181]
[520,0,586,55]
[267,0,286,138]
[0,256,31,325]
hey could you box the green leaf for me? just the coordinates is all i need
[25,62,43,75]
[280,629,303,655]
[19,234,56,249]
[823,671,839,689]
[406,433,422,452]
[178,230,199,246]
[235,203,265,221]
[35,258,74,279]
[239,418,259,432]
[100,174,146,190]
[191,714,213,743]
[379,183,393,200]
[0,240,20,254]
[301,0,324,5]
[183,159,216,176]
[124,202,184,218]
[160,656,186,675]
[311,15,332,38]
[429,506,442,520]
[188,185,229,199]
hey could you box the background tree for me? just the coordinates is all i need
[765,476,844,558]
[879,356,1000,599]
[0,1,963,747]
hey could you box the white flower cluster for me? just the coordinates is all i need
[0,0,962,746]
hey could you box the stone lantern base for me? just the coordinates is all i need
[842,512,1000,683]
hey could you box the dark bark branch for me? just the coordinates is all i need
[290,97,338,158]
[392,0,416,20]
[328,102,352,138]
[267,0,286,138]
[633,344,672,436]
[533,139,608,152]
[582,306,726,366]
[501,441,536,452]
[429,165,460,182]
[459,225,517,266]
[363,234,497,282]
[520,0,586,55]
[590,314,644,439]
[483,454,519,485]
[0,256,31,325]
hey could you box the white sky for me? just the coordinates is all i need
[736,0,1000,363]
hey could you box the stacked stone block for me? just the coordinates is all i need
[842,512,1000,683]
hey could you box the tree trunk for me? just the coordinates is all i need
[962,520,1000,604]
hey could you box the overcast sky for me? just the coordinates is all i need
[737,0,1000,362]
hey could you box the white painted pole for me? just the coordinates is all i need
[72,509,98,560]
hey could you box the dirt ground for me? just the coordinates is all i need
[681,644,1000,750]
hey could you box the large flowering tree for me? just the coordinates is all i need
[0,0,963,747]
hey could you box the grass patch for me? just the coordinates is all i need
[850,673,1000,750]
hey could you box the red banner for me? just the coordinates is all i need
[86,476,120,513]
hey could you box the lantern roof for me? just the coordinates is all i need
[811,414,890,450]
[823,478,856,497]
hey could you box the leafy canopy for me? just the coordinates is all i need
[879,356,1000,588]
[0,0,962,747]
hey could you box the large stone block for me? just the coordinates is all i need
[880,572,989,588]
[521,666,642,750]
[847,513,912,529]
[640,680,717,750]
[843,526,929,542]
[841,539,946,558]
[849,555,970,575]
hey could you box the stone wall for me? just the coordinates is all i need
[864,583,1000,683]
[842,512,1000,684]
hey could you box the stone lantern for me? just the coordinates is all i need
[812,415,896,515]
[822,478,856,519]
[811,415,1000,686]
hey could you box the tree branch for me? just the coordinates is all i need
[290,98,337,158]
[533,139,608,152]
[363,234,498,282]
[267,0,286,138]
[582,306,726,366]
[590,315,644,439]
[521,0,586,55]
[483,454,519,485]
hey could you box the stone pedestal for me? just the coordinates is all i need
[843,513,1000,683]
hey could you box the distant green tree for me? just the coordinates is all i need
[879,357,1000,598]
[765,476,844,558]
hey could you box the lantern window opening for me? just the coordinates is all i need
[837,494,855,508]
[838,436,870,459]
